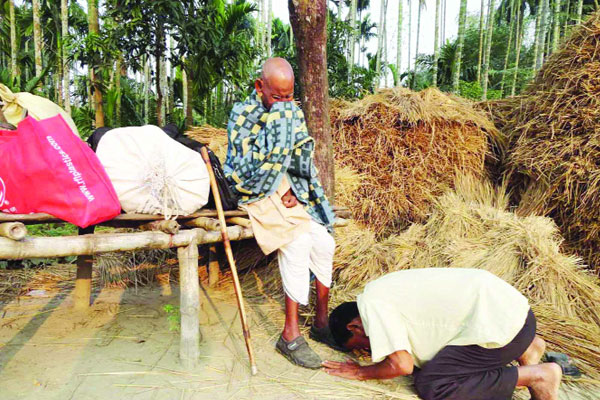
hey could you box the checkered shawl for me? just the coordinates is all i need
[223,91,335,229]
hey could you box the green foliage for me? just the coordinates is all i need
[163,304,180,332]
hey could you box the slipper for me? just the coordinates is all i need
[544,352,582,378]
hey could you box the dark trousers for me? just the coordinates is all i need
[414,309,536,400]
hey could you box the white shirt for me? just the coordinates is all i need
[356,268,530,367]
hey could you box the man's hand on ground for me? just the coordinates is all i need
[281,189,299,208]
[322,360,362,380]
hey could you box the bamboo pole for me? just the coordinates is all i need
[0,227,255,260]
[0,222,27,241]
[184,217,221,231]
[200,147,257,376]
[225,217,252,228]
[178,237,201,369]
[139,220,180,235]
[0,210,249,225]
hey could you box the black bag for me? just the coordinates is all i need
[175,136,239,211]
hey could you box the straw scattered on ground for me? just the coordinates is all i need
[479,11,600,272]
[331,87,498,234]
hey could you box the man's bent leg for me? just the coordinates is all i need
[518,335,546,366]
[517,363,562,400]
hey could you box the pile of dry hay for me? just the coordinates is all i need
[332,175,600,379]
[185,125,228,162]
[479,12,600,272]
[331,87,498,233]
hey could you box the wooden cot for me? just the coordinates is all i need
[0,208,349,369]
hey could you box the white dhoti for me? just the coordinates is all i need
[277,220,335,305]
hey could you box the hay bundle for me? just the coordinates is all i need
[185,125,228,162]
[332,175,600,378]
[331,87,497,233]
[482,12,600,271]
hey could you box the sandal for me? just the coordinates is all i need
[544,352,582,378]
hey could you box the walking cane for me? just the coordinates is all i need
[200,147,258,376]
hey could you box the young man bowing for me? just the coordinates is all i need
[324,268,564,400]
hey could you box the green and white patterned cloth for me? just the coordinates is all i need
[223,91,335,229]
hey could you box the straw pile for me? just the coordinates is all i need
[332,175,600,379]
[185,125,228,162]
[331,87,498,233]
[479,12,600,272]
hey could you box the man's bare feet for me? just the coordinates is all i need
[518,363,562,400]
[519,335,546,366]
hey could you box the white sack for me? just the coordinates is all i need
[96,125,210,217]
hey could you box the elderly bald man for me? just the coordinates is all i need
[223,58,338,368]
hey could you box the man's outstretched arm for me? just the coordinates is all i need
[322,350,414,380]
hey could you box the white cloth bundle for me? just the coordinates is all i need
[96,125,210,217]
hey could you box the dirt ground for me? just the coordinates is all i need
[0,264,597,400]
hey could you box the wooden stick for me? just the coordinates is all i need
[200,147,257,376]
[225,217,252,228]
[0,222,27,240]
[178,237,201,369]
[139,220,180,235]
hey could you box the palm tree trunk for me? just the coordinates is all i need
[32,0,43,90]
[349,0,357,76]
[170,35,175,118]
[500,0,517,95]
[415,1,422,63]
[408,0,412,71]
[482,0,496,100]
[115,55,122,126]
[535,0,549,70]
[88,0,104,127]
[511,0,524,96]
[61,0,71,114]
[155,26,165,126]
[144,56,150,124]
[9,0,17,82]
[383,9,388,88]
[477,0,486,84]
[433,0,440,88]
[396,0,403,80]
[266,0,272,57]
[552,0,561,52]
[577,0,584,22]
[375,0,386,89]
[453,0,468,93]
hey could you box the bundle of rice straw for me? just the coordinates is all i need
[331,87,498,234]
[332,175,600,379]
[479,12,600,272]
[185,125,228,162]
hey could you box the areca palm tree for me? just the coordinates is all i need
[452,0,467,92]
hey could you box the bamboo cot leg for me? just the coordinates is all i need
[208,244,220,288]
[74,226,95,311]
[178,239,201,369]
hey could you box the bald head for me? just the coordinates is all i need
[256,58,295,110]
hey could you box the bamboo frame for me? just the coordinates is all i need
[0,222,27,240]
